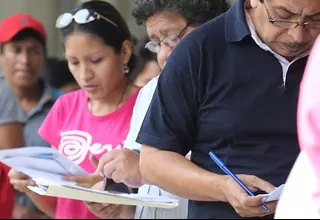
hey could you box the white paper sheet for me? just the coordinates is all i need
[0,146,87,176]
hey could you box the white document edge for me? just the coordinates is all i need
[28,184,179,209]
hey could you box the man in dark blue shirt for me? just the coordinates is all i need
[136,0,320,218]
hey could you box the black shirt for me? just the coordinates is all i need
[136,0,308,218]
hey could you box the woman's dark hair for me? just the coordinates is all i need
[132,0,230,26]
[59,0,138,77]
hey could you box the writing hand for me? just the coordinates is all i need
[221,174,277,217]
[96,148,143,188]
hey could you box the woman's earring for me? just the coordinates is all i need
[122,64,130,75]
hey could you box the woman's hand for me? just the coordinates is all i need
[62,174,103,188]
[85,181,135,219]
[8,169,36,192]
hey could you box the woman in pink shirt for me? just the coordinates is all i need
[275,35,320,218]
[296,34,320,216]
[297,35,320,181]
[8,0,140,219]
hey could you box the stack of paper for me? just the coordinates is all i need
[0,147,179,209]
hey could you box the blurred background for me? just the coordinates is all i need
[0,0,146,58]
[0,0,236,58]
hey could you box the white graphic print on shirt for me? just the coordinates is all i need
[58,130,123,164]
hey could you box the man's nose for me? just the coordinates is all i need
[17,50,29,64]
[288,25,307,43]
[158,44,173,67]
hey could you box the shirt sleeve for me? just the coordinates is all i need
[123,77,158,151]
[136,35,200,156]
[0,83,25,124]
[38,97,63,147]
[297,35,320,175]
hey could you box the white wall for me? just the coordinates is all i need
[0,0,78,57]
[80,0,146,40]
[0,0,145,57]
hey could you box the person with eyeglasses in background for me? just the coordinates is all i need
[134,0,320,219]
[8,0,141,219]
[93,0,229,219]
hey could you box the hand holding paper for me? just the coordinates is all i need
[0,147,179,208]
[259,184,286,202]
[220,174,277,217]
[208,151,281,217]
[8,169,36,193]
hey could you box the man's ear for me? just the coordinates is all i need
[121,40,133,65]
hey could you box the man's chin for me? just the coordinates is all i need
[277,45,310,59]
[13,79,39,88]
[276,49,309,61]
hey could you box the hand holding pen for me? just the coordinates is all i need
[209,151,278,218]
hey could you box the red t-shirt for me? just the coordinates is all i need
[0,163,14,218]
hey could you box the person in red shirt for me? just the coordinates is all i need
[0,77,25,218]
[0,164,14,218]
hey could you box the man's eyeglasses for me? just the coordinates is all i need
[56,9,118,29]
[262,1,320,30]
[145,24,190,53]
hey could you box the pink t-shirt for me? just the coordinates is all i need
[298,35,320,176]
[38,88,140,219]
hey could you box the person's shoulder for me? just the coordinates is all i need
[0,80,20,105]
[0,80,14,96]
[57,89,83,101]
[54,89,84,108]
[180,13,226,46]
[168,13,227,65]
[137,76,159,103]
[141,76,159,93]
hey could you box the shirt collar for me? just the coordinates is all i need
[245,10,310,63]
[225,0,251,42]
[245,11,271,52]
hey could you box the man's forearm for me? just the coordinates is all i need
[140,145,227,202]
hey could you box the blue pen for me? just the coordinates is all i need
[208,151,269,212]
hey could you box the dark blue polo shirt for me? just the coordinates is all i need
[136,0,308,219]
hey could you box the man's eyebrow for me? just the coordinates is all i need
[159,29,169,35]
[306,12,320,20]
[149,29,170,41]
[275,6,320,19]
[274,6,297,15]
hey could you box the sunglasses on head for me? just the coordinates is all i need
[55,8,118,29]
